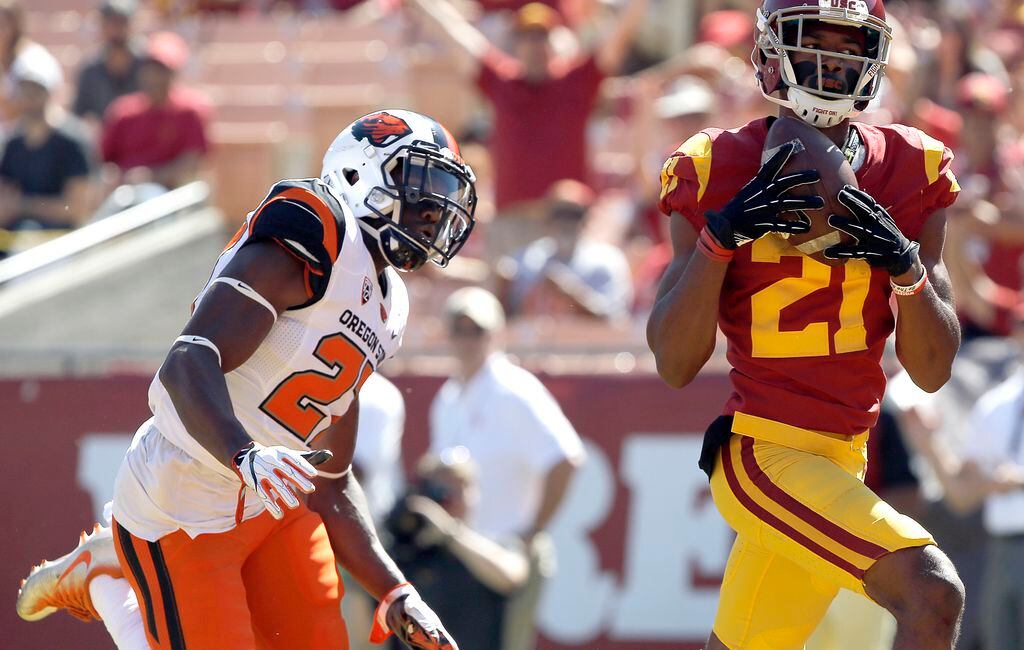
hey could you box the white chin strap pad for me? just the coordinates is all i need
[787,86,857,128]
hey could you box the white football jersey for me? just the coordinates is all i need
[113,178,409,540]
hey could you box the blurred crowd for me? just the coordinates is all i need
[8,0,1024,347]
[6,0,1024,647]
[0,0,210,259]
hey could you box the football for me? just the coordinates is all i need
[763,117,858,266]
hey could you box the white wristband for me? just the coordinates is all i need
[890,268,928,297]
[173,335,222,367]
[370,582,416,643]
[316,465,351,480]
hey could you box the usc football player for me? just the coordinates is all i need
[648,1,964,649]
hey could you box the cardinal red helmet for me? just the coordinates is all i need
[752,0,892,127]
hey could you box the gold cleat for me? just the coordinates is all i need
[16,524,123,622]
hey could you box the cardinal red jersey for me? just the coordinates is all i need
[659,117,959,438]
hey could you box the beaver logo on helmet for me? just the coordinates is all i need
[352,112,413,147]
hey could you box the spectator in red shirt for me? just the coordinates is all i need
[406,0,646,254]
[100,31,209,191]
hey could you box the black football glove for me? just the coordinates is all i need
[704,141,823,249]
[823,186,919,276]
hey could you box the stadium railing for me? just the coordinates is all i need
[0,181,210,287]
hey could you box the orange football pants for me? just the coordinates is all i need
[112,505,347,650]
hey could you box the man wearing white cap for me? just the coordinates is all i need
[429,286,585,650]
[0,45,92,256]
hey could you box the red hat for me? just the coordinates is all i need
[144,31,188,71]
[698,10,753,49]
[956,73,1011,115]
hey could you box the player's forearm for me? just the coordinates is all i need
[894,263,960,393]
[647,253,725,388]
[159,345,252,469]
[309,472,405,600]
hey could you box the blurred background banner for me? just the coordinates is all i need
[2,372,730,650]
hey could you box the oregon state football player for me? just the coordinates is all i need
[647,2,964,649]
[17,109,475,650]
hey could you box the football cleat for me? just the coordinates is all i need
[16,524,123,622]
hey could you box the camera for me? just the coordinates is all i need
[383,478,453,559]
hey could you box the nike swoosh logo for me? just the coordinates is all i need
[58,551,91,583]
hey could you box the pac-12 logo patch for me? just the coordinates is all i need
[361,277,372,305]
[352,112,413,147]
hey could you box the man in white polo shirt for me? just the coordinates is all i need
[897,356,1024,650]
[429,287,585,650]
[956,368,1024,650]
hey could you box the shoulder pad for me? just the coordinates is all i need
[244,178,349,308]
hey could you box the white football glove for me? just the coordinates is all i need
[231,441,329,521]
[369,583,459,650]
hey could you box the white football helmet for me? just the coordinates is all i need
[321,109,477,271]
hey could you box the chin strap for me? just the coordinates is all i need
[785,87,857,128]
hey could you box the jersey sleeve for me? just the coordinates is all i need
[243,180,344,307]
[658,132,715,233]
[915,129,960,215]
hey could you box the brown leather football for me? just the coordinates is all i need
[763,117,857,266]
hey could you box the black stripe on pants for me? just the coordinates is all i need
[114,522,159,644]
[148,540,186,650]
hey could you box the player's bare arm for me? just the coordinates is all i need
[647,142,822,388]
[646,217,725,388]
[161,239,326,520]
[308,399,459,650]
[160,240,308,468]
[304,398,406,599]
[890,210,960,391]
